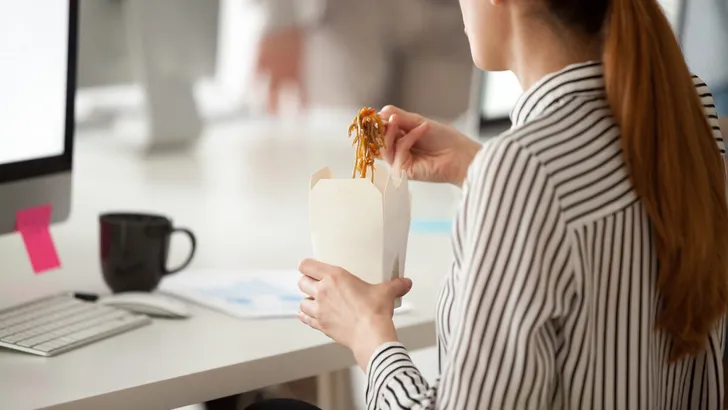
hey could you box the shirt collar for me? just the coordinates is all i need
[510,61,606,128]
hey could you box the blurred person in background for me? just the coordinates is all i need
[252,0,474,122]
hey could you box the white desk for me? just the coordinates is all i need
[0,114,460,410]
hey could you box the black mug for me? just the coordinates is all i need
[99,213,197,293]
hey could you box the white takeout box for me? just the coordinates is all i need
[309,166,412,307]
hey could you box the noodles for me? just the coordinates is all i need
[348,107,386,182]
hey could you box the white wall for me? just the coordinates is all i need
[682,0,728,89]
[478,0,688,121]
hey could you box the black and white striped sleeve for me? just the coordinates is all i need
[693,75,726,156]
[365,138,576,409]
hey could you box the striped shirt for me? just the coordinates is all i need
[366,61,727,410]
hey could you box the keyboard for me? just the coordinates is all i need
[0,294,151,357]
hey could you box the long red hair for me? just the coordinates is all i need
[549,0,728,360]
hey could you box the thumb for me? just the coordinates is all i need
[383,277,413,298]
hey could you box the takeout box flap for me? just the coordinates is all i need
[310,166,334,190]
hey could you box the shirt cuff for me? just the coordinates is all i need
[365,342,415,407]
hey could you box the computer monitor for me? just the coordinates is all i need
[472,0,687,134]
[0,0,77,235]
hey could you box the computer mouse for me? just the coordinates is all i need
[99,292,190,319]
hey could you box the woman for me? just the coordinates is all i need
[259,0,728,408]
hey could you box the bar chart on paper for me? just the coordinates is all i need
[160,269,411,319]
[160,270,305,319]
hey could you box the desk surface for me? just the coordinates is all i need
[0,115,460,410]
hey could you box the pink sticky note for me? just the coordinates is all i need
[15,204,61,274]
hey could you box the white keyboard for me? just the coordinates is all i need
[0,294,151,357]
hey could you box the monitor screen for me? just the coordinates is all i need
[0,1,70,166]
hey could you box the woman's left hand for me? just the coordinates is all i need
[297,258,413,370]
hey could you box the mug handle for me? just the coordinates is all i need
[164,228,197,275]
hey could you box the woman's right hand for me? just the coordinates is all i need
[380,106,481,187]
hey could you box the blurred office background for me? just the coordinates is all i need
[71,0,714,133]
[74,0,258,146]
[73,0,476,149]
[72,0,717,141]
[2,0,724,409]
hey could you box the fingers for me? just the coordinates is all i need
[298,258,334,280]
[390,121,430,177]
[382,114,399,165]
[298,275,319,298]
[300,297,318,318]
[379,105,407,120]
[297,311,321,331]
[383,113,429,170]
[298,298,321,331]
[397,121,430,153]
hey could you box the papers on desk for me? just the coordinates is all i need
[159,269,410,320]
